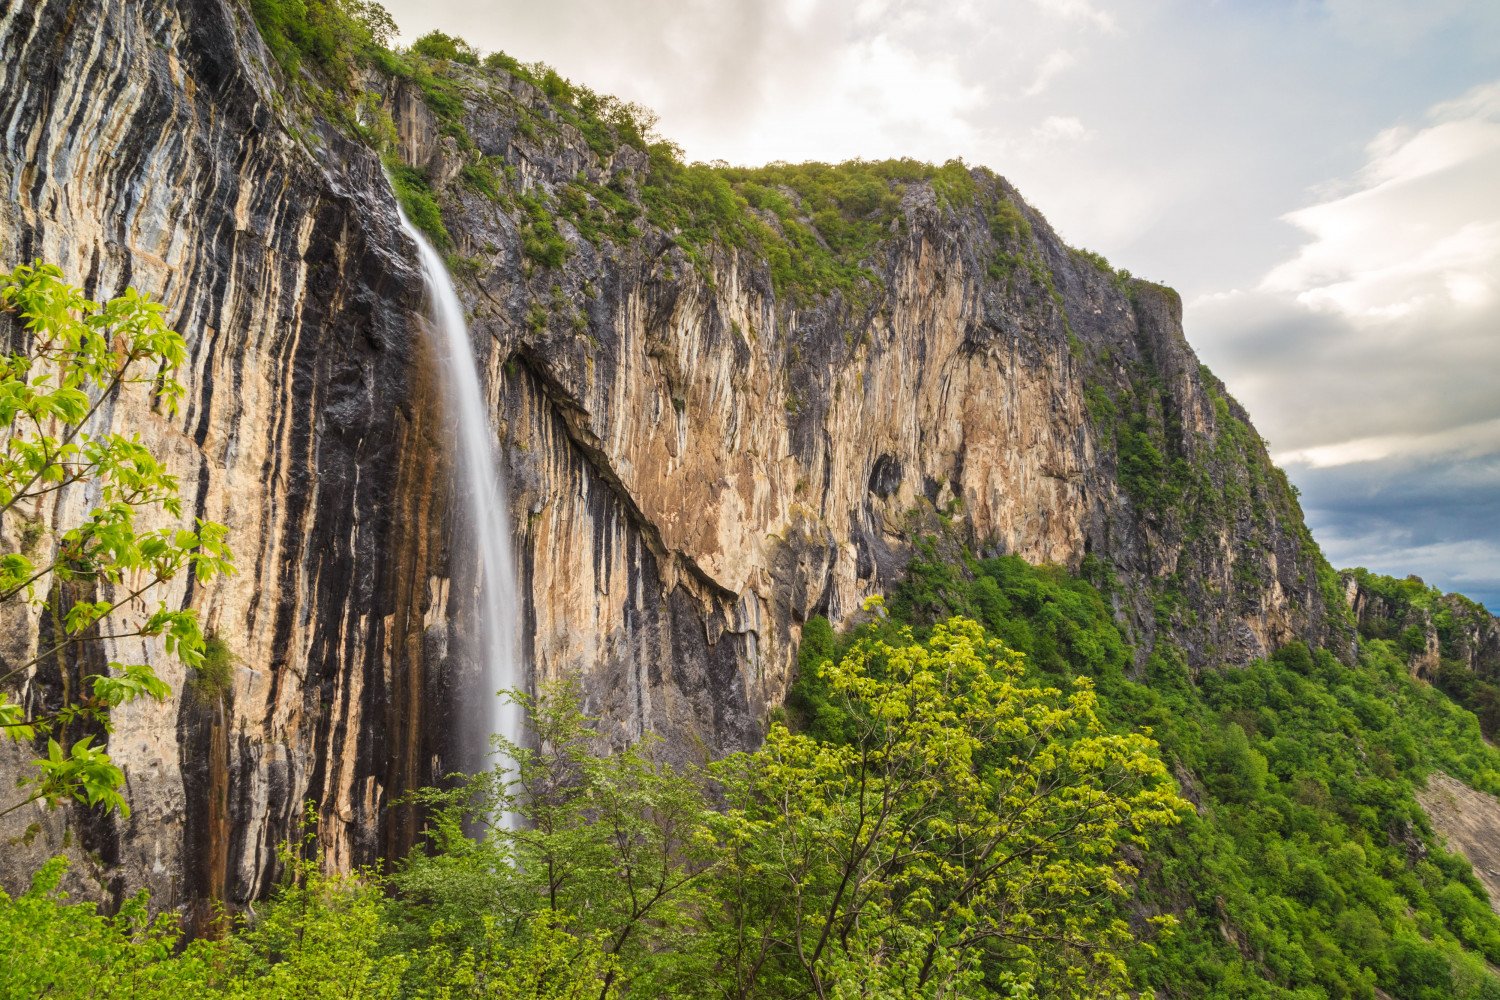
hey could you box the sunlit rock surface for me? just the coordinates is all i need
[0,0,1351,913]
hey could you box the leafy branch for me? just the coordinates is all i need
[0,261,233,819]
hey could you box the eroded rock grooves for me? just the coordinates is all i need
[0,0,446,908]
[0,0,1351,911]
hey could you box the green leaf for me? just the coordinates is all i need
[0,259,232,821]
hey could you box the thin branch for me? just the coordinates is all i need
[0,576,163,687]
[0,356,134,519]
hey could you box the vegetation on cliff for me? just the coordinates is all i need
[0,263,233,819]
[249,0,396,88]
[244,3,1047,310]
[1347,568,1500,739]
[0,612,1185,998]
[639,155,985,306]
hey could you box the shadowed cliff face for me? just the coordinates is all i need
[0,0,459,909]
[0,1,1352,908]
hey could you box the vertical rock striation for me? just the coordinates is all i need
[0,0,454,909]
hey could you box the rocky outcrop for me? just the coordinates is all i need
[1343,570,1500,681]
[0,0,1351,913]
[1417,773,1500,913]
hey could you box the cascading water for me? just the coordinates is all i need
[394,202,523,828]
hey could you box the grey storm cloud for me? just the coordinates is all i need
[1296,451,1500,612]
[378,0,1500,609]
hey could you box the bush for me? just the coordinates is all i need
[250,0,394,86]
[409,29,479,66]
[388,165,450,248]
[518,193,569,269]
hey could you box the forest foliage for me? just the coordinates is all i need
[2,609,1185,998]
[832,550,1500,999]
[1345,568,1500,739]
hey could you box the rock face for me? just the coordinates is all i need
[1417,773,1500,913]
[0,0,1350,912]
[0,0,443,914]
[1343,571,1500,681]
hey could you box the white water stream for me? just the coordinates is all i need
[395,204,522,827]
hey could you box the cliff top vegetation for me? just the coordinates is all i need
[245,1,1150,312]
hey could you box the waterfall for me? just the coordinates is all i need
[394,204,523,828]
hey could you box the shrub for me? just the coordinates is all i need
[388,165,450,248]
[249,0,395,86]
[409,29,479,66]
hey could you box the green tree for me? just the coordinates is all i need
[398,611,1186,999]
[398,679,715,997]
[410,30,480,66]
[250,0,397,84]
[0,846,620,999]
[710,608,1190,998]
[0,261,232,818]
[0,856,222,998]
[214,832,409,999]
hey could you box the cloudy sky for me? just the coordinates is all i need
[382,0,1500,610]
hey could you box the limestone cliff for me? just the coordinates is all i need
[0,0,441,914]
[1343,570,1500,682]
[398,58,1353,746]
[0,0,1350,914]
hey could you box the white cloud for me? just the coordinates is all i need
[1431,80,1500,123]
[1184,78,1500,601]
[1187,288,1245,309]
[1261,82,1500,325]
[1023,49,1077,97]
[1276,416,1500,470]
[1027,0,1119,33]
[1189,77,1500,487]
[783,0,821,30]
[1325,0,1500,52]
[697,31,987,166]
[1029,115,1090,143]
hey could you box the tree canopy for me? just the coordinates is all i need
[0,611,1185,999]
